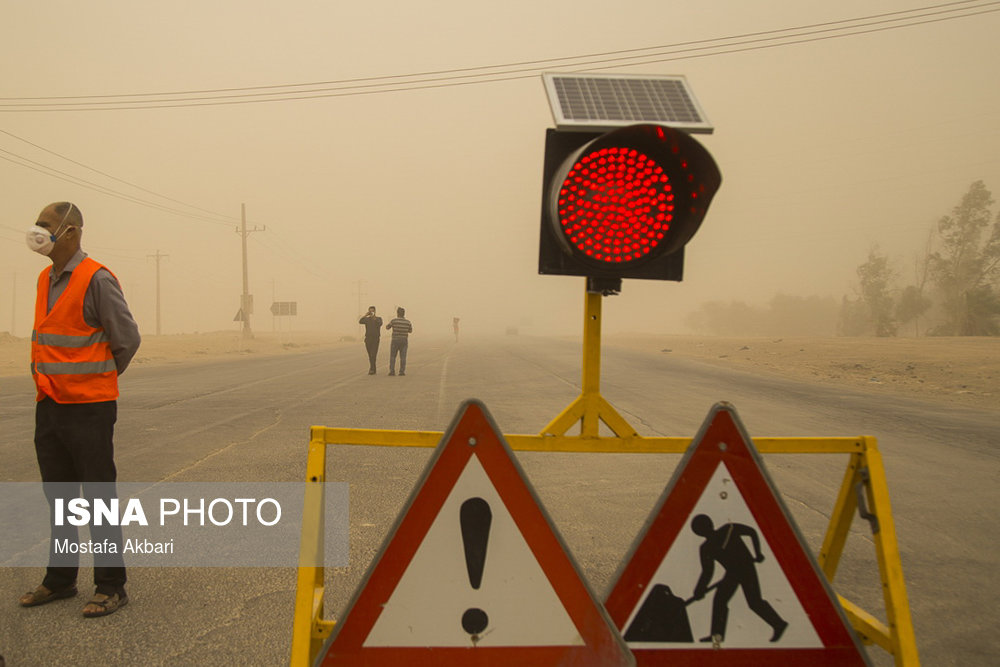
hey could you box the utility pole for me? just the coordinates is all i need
[147,250,168,335]
[237,203,266,339]
[353,279,367,337]
[10,273,15,337]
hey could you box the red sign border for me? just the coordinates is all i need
[319,400,633,666]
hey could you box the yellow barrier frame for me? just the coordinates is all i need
[291,290,919,666]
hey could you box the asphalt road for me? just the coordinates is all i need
[1,335,997,666]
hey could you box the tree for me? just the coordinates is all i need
[686,295,839,336]
[767,294,839,335]
[896,285,932,336]
[686,300,765,336]
[855,245,898,336]
[929,180,1000,335]
[896,227,935,336]
[837,295,869,337]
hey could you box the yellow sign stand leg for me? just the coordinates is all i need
[289,431,336,665]
[819,442,919,664]
[542,290,638,439]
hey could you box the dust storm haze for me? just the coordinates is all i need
[1,1,998,341]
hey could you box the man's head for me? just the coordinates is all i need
[30,202,83,260]
[397,307,405,317]
[368,306,376,314]
[691,514,714,537]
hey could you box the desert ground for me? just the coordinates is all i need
[1,330,997,411]
[605,333,1000,411]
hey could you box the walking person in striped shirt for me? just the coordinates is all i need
[385,307,413,376]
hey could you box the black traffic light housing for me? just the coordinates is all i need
[538,124,721,292]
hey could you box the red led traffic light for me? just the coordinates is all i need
[557,145,675,265]
[539,124,721,285]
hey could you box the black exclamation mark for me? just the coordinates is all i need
[460,497,492,637]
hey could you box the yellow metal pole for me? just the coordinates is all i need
[581,290,602,437]
[543,284,639,439]
[862,437,920,666]
[290,428,335,666]
[310,429,867,455]
[818,451,865,581]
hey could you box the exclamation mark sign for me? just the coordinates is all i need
[460,497,492,637]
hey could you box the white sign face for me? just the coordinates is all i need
[364,455,584,647]
[624,463,822,650]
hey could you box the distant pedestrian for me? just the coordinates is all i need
[385,307,413,376]
[453,317,460,343]
[358,306,382,375]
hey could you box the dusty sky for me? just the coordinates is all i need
[1,1,998,338]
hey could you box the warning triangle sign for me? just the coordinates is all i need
[317,400,633,666]
[605,402,871,665]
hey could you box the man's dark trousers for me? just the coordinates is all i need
[365,337,379,373]
[35,397,126,595]
[390,337,408,374]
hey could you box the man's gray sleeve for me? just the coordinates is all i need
[84,269,141,375]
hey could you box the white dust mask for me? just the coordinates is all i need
[26,205,75,256]
[26,225,58,255]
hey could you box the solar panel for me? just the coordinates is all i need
[542,73,714,134]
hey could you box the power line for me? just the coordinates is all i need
[5,1,997,102]
[0,124,242,228]
[584,4,1000,73]
[2,1,995,232]
[0,0,996,112]
[0,129,237,224]
[0,148,235,226]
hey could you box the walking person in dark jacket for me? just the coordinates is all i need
[358,306,382,375]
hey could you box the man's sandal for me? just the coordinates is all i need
[19,584,78,607]
[82,591,128,618]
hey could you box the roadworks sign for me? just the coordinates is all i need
[605,402,871,666]
[316,399,633,666]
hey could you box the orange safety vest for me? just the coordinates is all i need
[32,257,119,403]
